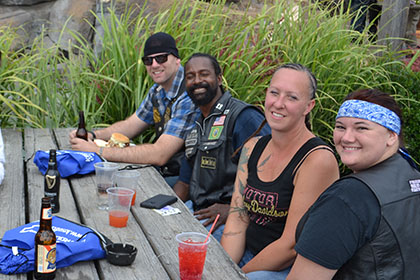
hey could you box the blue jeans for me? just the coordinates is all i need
[350,0,379,36]
[239,248,291,280]
[163,175,178,188]
[185,200,225,242]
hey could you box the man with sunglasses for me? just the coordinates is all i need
[70,32,199,185]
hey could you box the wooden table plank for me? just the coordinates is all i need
[53,128,170,280]
[24,128,99,279]
[0,129,26,280]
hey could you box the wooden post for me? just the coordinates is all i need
[378,0,410,51]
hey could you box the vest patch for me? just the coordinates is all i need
[185,129,198,147]
[201,156,216,169]
[153,107,161,123]
[215,103,223,110]
[185,138,197,147]
[202,141,217,146]
[213,115,226,126]
[409,179,420,192]
[208,126,224,140]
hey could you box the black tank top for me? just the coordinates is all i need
[244,134,333,255]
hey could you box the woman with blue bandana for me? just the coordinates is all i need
[288,89,420,279]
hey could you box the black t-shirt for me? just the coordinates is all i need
[245,136,331,255]
[295,178,381,269]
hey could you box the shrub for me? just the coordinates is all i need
[378,61,420,165]
[0,0,417,161]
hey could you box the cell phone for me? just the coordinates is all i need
[140,194,177,209]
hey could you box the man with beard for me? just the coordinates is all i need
[70,33,199,185]
[173,53,270,241]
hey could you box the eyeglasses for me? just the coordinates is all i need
[142,53,170,66]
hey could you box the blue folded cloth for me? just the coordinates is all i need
[34,150,103,178]
[0,216,107,274]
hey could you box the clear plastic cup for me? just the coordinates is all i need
[112,170,140,206]
[106,187,134,228]
[94,162,119,210]
[176,232,210,280]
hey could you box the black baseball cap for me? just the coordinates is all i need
[143,32,179,58]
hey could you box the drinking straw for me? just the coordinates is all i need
[203,214,220,246]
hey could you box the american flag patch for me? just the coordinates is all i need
[409,179,420,192]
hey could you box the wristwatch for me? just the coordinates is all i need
[89,130,96,139]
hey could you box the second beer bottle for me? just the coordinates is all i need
[34,197,57,279]
[44,149,60,213]
[76,110,88,141]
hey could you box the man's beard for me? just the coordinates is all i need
[187,83,218,106]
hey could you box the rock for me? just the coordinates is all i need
[0,0,95,53]
[0,0,54,5]
[0,2,51,48]
[46,0,96,52]
[0,0,270,54]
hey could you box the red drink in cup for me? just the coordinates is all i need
[112,170,139,206]
[131,191,136,206]
[107,187,134,228]
[109,210,129,228]
[176,232,210,280]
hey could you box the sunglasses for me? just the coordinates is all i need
[118,164,151,171]
[142,53,170,66]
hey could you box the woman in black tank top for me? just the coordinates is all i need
[221,64,340,279]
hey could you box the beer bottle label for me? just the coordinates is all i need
[36,244,56,272]
[42,208,52,220]
[45,175,56,189]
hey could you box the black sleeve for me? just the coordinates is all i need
[294,178,381,269]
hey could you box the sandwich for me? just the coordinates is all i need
[107,133,130,148]
[94,139,107,147]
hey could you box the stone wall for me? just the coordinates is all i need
[0,0,157,53]
[0,0,268,54]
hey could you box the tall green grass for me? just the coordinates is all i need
[0,0,418,155]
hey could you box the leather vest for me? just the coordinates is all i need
[152,80,185,177]
[334,154,420,280]
[185,92,258,210]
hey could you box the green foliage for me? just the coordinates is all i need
[0,0,419,157]
[377,61,420,165]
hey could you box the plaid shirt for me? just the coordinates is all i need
[136,66,199,140]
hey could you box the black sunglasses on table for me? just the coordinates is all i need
[142,53,170,66]
[118,164,152,171]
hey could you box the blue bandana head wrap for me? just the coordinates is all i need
[336,99,401,135]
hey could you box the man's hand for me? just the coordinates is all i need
[70,137,98,153]
[69,129,94,141]
[194,203,230,229]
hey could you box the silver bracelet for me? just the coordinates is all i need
[99,147,104,157]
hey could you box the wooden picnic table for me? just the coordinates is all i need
[0,128,247,280]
